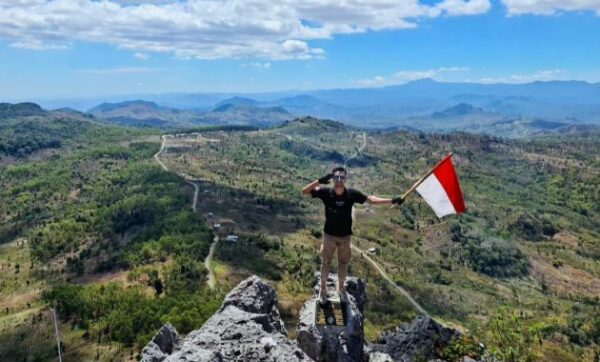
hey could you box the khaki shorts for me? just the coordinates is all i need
[321,233,352,265]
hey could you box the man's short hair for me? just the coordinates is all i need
[332,166,347,175]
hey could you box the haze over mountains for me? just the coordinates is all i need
[22,79,600,137]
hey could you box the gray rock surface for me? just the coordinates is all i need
[368,352,394,362]
[140,323,182,362]
[368,316,460,362]
[141,274,487,362]
[296,272,366,362]
[141,275,309,362]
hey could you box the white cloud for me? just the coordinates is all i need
[241,61,271,69]
[478,69,566,83]
[133,52,149,60]
[354,66,469,87]
[76,67,161,75]
[10,39,71,50]
[501,0,600,15]
[435,0,491,15]
[0,0,491,60]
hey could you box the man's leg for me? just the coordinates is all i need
[319,233,336,299]
[337,235,352,300]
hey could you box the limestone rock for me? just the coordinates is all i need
[368,316,460,362]
[140,323,181,362]
[296,272,366,362]
[141,275,309,362]
[368,352,394,362]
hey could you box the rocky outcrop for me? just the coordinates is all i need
[140,324,182,362]
[367,316,460,362]
[141,274,489,362]
[140,275,309,361]
[296,272,366,362]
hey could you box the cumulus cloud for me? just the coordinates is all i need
[0,0,491,60]
[354,66,469,86]
[478,69,566,83]
[435,0,491,15]
[10,39,71,50]
[241,61,271,68]
[501,0,600,15]
[76,67,161,75]
[133,52,150,60]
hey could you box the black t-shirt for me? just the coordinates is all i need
[311,187,368,237]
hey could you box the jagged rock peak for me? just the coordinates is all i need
[140,275,309,362]
[140,324,182,362]
[368,316,460,362]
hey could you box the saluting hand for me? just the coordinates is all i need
[318,173,333,184]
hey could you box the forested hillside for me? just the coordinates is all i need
[159,117,599,361]
[0,112,598,361]
[0,112,221,360]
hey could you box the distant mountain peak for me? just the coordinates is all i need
[279,116,346,131]
[432,103,483,118]
[212,103,236,112]
[88,100,159,113]
[215,96,259,108]
[211,103,290,115]
[274,95,327,108]
[409,78,437,84]
[0,102,46,119]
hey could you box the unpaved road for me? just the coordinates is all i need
[343,132,366,167]
[154,134,218,289]
[204,235,219,289]
[189,180,199,212]
[351,243,429,316]
[352,197,428,315]
[153,135,168,171]
[155,131,429,303]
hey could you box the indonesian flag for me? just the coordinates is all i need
[416,154,465,218]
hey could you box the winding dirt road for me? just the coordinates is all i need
[204,235,219,289]
[155,131,429,307]
[153,134,219,289]
[351,243,429,316]
[153,135,168,171]
[343,132,366,167]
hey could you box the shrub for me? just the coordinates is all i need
[464,238,529,278]
[508,214,559,241]
[486,308,535,362]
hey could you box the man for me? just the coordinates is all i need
[302,166,403,304]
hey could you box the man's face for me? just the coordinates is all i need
[333,171,346,186]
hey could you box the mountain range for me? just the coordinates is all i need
[7,79,600,136]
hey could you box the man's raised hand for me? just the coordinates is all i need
[318,173,333,184]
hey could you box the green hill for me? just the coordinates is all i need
[0,111,221,360]
[0,102,46,119]
[0,112,598,361]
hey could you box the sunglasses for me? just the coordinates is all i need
[333,175,346,181]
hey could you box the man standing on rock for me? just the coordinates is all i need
[302,166,404,304]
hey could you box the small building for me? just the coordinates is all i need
[367,247,377,254]
[213,223,221,229]
[207,212,213,217]
[225,235,239,242]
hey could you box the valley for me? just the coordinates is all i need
[0,108,598,361]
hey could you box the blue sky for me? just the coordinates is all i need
[0,0,599,101]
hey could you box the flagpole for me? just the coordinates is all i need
[392,152,453,207]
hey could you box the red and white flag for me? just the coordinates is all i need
[416,154,465,218]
